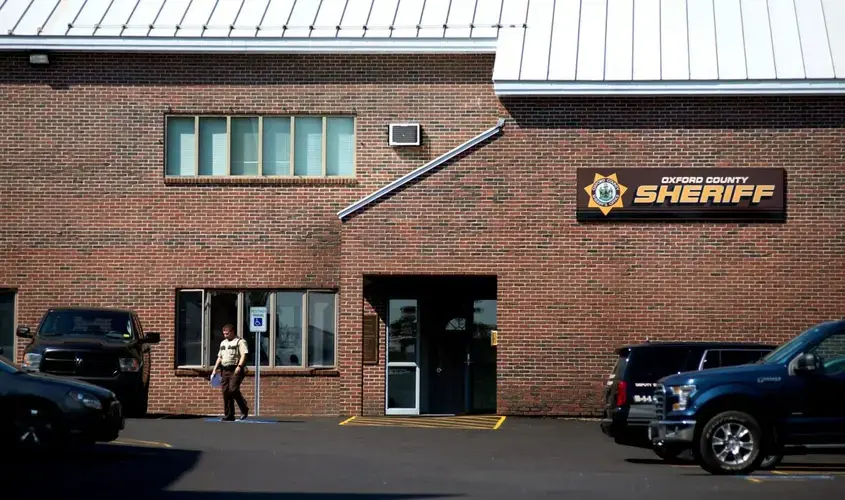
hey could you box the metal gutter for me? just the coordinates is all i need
[493,80,845,96]
[337,118,506,221]
[0,36,498,54]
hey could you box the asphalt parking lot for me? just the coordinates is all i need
[6,416,844,499]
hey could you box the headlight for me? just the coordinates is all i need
[22,353,42,371]
[119,357,140,372]
[67,391,102,410]
[669,385,696,411]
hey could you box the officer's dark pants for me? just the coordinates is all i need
[221,366,248,420]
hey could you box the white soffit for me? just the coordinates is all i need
[0,0,517,52]
[493,0,845,95]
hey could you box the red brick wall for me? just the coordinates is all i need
[341,96,845,416]
[0,51,500,416]
[2,51,844,417]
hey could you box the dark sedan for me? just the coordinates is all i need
[0,347,124,450]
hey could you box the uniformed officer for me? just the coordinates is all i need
[211,324,249,421]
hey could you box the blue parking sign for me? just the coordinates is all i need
[249,307,268,333]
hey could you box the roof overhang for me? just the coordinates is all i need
[0,36,498,54]
[494,80,845,96]
[338,118,506,221]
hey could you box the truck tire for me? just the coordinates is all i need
[696,410,765,475]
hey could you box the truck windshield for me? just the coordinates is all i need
[760,327,817,364]
[38,310,133,340]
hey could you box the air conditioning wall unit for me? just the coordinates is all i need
[388,122,421,147]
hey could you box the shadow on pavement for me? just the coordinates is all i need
[625,458,695,466]
[1,443,459,500]
[3,443,201,494]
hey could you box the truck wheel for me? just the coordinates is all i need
[759,454,783,470]
[696,411,765,475]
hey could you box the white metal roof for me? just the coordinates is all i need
[0,0,522,52]
[1,0,844,95]
[493,0,845,95]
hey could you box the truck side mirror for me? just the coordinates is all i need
[143,332,161,344]
[794,353,821,374]
[16,326,32,338]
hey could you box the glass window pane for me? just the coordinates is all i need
[176,291,203,366]
[198,117,227,176]
[720,350,766,368]
[166,117,195,176]
[471,299,497,413]
[242,291,270,367]
[294,117,323,176]
[262,117,291,175]
[230,117,259,175]
[701,351,720,369]
[275,292,303,366]
[387,367,417,409]
[307,292,335,367]
[326,117,354,176]
[0,291,15,362]
[388,300,418,363]
[208,291,238,366]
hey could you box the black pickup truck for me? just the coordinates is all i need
[17,307,160,417]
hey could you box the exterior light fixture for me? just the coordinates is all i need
[29,53,49,66]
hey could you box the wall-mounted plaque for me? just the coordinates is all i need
[577,168,786,222]
[362,314,379,365]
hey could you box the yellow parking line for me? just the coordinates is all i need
[111,438,172,448]
[348,419,495,430]
[338,416,357,426]
[340,415,504,430]
[746,477,762,484]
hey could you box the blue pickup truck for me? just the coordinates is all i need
[650,319,845,475]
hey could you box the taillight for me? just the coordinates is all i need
[616,381,627,407]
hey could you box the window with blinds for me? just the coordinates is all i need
[165,115,355,178]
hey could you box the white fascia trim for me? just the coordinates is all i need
[0,36,497,54]
[337,118,506,221]
[493,80,845,96]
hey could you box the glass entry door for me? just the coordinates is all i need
[386,299,420,415]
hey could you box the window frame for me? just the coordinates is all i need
[174,288,339,370]
[698,348,771,370]
[164,114,357,179]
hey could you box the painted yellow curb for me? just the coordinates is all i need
[338,416,358,425]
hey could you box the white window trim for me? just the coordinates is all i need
[165,115,357,179]
[175,289,339,370]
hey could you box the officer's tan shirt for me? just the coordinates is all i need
[218,337,248,366]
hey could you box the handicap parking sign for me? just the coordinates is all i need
[249,307,267,333]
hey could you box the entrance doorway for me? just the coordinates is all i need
[0,290,16,361]
[377,276,497,416]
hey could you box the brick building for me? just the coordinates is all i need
[1,0,843,418]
